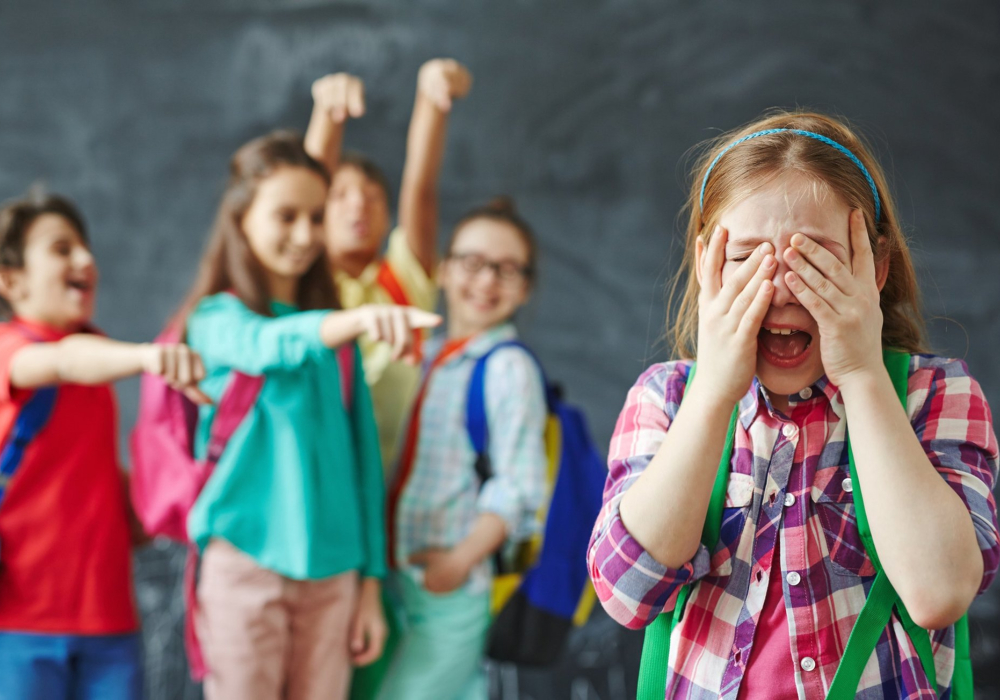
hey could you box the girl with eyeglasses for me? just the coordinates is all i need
[379,197,549,700]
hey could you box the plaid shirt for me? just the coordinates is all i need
[588,355,999,699]
[393,324,548,593]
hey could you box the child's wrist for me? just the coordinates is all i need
[450,543,479,572]
[138,343,158,375]
[837,364,894,403]
[687,374,741,415]
[321,309,363,345]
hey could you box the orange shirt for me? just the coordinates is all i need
[0,319,138,634]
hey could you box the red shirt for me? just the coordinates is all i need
[0,319,138,634]
[737,535,797,699]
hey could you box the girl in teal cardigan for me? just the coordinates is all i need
[178,130,439,700]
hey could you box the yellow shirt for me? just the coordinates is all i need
[335,228,438,474]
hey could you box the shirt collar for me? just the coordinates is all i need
[426,323,519,365]
[11,316,89,342]
[270,299,299,316]
[334,258,382,290]
[738,373,844,429]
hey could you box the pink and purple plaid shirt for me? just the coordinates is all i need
[588,355,999,699]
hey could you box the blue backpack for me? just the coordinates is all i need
[466,340,606,666]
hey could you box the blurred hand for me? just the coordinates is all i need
[312,72,366,124]
[350,578,388,666]
[417,58,473,112]
[143,343,211,404]
[409,547,473,594]
[353,305,442,363]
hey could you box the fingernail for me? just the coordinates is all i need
[760,242,773,254]
[763,255,775,268]
[791,234,805,246]
[786,249,799,261]
[786,272,798,285]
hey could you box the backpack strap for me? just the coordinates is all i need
[465,340,552,578]
[466,340,551,486]
[953,614,973,699]
[0,324,63,506]
[637,363,739,700]
[0,387,57,499]
[205,373,265,465]
[377,262,423,363]
[187,366,268,682]
[337,344,354,409]
[205,344,351,465]
[828,349,945,698]
[377,262,412,307]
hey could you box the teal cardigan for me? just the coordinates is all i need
[186,293,386,580]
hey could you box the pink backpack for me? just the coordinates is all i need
[129,322,355,679]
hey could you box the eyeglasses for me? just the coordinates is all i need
[448,253,532,283]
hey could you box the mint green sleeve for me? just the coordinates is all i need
[350,342,388,579]
[187,295,330,374]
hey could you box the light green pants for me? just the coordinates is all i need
[376,573,491,700]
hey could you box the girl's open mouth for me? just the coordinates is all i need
[758,327,813,368]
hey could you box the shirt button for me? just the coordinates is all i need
[782,424,798,439]
[801,657,816,672]
[784,493,796,507]
[786,571,801,586]
[799,387,813,400]
[842,477,853,493]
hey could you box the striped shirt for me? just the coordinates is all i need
[588,355,999,699]
[393,324,548,593]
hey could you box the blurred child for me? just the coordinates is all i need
[380,199,548,700]
[0,190,206,700]
[305,58,472,471]
[179,131,438,700]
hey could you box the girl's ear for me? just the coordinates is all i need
[874,253,890,292]
[694,237,706,288]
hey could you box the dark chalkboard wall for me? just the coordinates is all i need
[2,1,998,698]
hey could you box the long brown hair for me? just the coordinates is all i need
[668,110,926,359]
[175,130,338,329]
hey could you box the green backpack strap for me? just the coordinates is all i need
[829,349,973,699]
[952,614,973,699]
[637,363,739,700]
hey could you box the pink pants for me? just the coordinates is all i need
[195,539,359,700]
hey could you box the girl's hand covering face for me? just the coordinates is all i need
[694,225,776,405]
[783,209,884,387]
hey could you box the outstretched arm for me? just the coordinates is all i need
[398,58,473,275]
[10,335,209,403]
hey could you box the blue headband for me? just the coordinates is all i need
[699,128,881,222]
